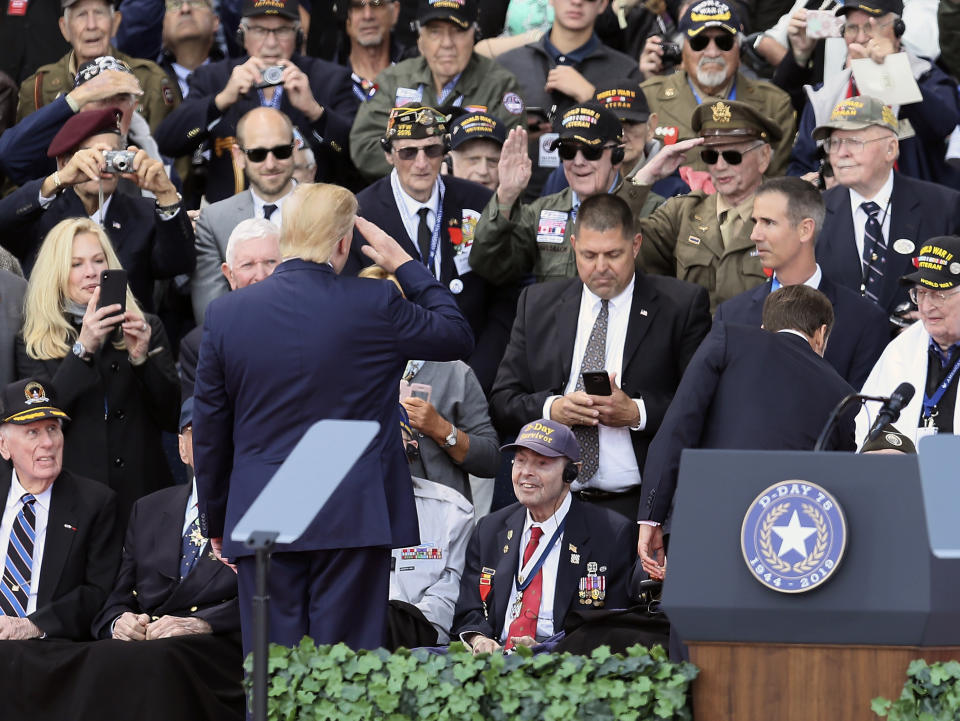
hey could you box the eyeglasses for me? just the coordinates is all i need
[243,24,298,40]
[557,143,616,161]
[700,141,764,165]
[688,33,737,52]
[822,136,890,154]
[165,0,210,10]
[349,0,392,8]
[843,19,895,38]
[240,144,295,162]
[393,144,445,161]
[909,286,960,306]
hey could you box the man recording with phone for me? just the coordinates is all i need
[490,193,710,521]
[155,0,360,204]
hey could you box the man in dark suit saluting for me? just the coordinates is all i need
[193,183,475,653]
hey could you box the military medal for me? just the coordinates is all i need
[479,567,495,620]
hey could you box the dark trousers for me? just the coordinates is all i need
[236,546,390,655]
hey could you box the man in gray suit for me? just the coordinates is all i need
[0,269,26,388]
[190,106,296,324]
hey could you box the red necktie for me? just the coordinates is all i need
[504,526,544,649]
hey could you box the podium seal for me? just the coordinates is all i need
[741,480,847,594]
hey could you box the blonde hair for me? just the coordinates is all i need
[279,183,358,264]
[23,218,142,360]
[357,265,403,295]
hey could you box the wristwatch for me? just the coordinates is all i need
[71,340,88,360]
[155,192,183,216]
[442,424,458,448]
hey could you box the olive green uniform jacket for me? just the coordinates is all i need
[639,69,795,177]
[17,47,177,134]
[349,52,525,180]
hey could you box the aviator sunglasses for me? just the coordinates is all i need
[557,143,615,161]
[240,144,295,162]
[700,141,764,165]
[688,33,736,52]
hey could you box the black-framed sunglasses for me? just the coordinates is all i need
[688,33,736,52]
[240,144,295,162]
[393,144,445,161]
[700,142,764,166]
[349,0,392,8]
[557,143,614,161]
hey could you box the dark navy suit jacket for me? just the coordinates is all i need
[345,175,518,394]
[816,173,960,315]
[193,258,474,559]
[451,496,635,642]
[639,322,856,524]
[714,274,890,390]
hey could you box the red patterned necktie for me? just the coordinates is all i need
[504,526,544,649]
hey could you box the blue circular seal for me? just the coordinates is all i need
[740,480,847,594]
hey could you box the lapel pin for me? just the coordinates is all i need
[640,309,648,316]
[64,524,77,531]
[503,544,509,554]
[507,530,513,540]
[112,221,121,230]
[568,543,577,553]
[571,553,580,564]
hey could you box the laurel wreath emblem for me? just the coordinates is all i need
[758,502,792,573]
[792,503,828,573]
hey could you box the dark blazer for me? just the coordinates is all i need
[193,258,475,559]
[451,496,635,642]
[178,324,203,400]
[0,179,196,313]
[490,272,712,473]
[714,274,890,390]
[154,53,359,203]
[817,173,960,315]
[639,322,856,524]
[345,175,518,394]
[91,483,239,640]
[0,466,120,640]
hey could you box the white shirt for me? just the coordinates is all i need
[771,264,823,291]
[182,479,199,537]
[171,60,210,99]
[0,471,52,615]
[543,278,646,493]
[390,169,442,278]
[251,185,294,227]
[849,170,894,271]
[499,492,571,644]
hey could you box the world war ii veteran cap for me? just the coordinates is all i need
[812,95,915,141]
[550,102,623,149]
[593,80,651,124]
[501,419,581,462]
[859,425,916,454]
[900,236,960,290]
[384,103,449,145]
[449,112,506,150]
[242,0,299,20]
[836,0,903,18]
[692,99,783,146]
[47,106,122,158]
[1,379,70,425]
[417,0,477,29]
[679,0,743,36]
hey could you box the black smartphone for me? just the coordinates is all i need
[581,371,612,396]
[97,269,127,313]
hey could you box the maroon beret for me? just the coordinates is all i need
[47,107,122,158]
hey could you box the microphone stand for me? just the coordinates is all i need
[814,393,888,452]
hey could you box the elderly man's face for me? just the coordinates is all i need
[705,139,770,206]
[511,448,569,519]
[682,28,739,91]
[346,0,399,47]
[0,420,64,493]
[916,286,960,350]
[60,0,121,63]
[63,132,122,199]
[417,20,474,82]
[386,137,445,203]
[827,126,897,196]
[571,223,640,300]
[222,233,281,289]
[842,9,900,52]
[178,425,194,469]
[242,15,298,64]
[449,138,501,191]
[162,0,219,49]
[561,144,620,199]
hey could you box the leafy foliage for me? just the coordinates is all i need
[873,660,960,721]
[244,640,698,721]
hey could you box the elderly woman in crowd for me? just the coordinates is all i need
[15,217,180,524]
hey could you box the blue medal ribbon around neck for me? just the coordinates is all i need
[515,517,567,593]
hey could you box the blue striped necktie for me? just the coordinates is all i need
[861,201,887,304]
[0,494,36,617]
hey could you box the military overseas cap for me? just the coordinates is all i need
[417,0,477,30]
[679,0,743,36]
[242,0,299,20]
[384,103,449,142]
[501,419,581,463]
[75,55,134,88]
[859,425,916,454]
[836,0,904,18]
[1,379,70,425]
[550,102,623,149]
[47,106,122,158]
[449,112,506,150]
[593,80,651,124]
[900,236,960,291]
[812,95,915,142]
[692,99,783,146]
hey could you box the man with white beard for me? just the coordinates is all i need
[638,0,795,177]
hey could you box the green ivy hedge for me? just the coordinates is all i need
[246,639,698,721]
[873,659,960,720]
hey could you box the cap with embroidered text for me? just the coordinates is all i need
[501,419,581,462]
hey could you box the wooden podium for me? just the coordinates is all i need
[663,438,960,721]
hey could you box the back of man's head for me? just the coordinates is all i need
[756,176,826,242]
[762,285,834,339]
[574,192,634,239]
[280,183,358,264]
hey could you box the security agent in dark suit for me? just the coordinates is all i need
[813,95,960,317]
[0,378,120,640]
[0,107,195,313]
[490,193,711,521]
[638,286,857,581]
[154,0,360,204]
[452,418,634,655]
[343,103,518,394]
[715,176,890,390]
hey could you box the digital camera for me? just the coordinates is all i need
[103,150,137,174]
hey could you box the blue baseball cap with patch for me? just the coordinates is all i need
[501,419,581,462]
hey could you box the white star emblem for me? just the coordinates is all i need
[771,510,816,559]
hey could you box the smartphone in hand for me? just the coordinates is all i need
[581,371,612,396]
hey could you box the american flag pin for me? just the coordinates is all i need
[112,221,121,229]
[640,309,648,316]
[64,524,77,531]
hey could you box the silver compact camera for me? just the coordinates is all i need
[103,150,137,174]
[257,65,285,88]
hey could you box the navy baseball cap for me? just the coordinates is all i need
[679,0,743,36]
[179,397,193,432]
[501,419,581,462]
[1,379,70,425]
[449,112,506,150]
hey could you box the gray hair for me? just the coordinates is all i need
[225,218,281,268]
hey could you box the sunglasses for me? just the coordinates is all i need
[557,143,614,161]
[349,0,391,8]
[700,142,764,165]
[240,144,295,162]
[688,33,736,52]
[393,144,445,161]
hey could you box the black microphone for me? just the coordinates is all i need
[864,382,915,447]
[814,392,889,451]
